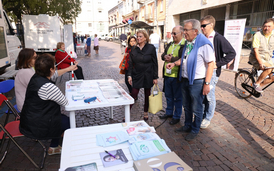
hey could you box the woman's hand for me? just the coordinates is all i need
[153,79,158,85]
[128,76,132,85]
[74,61,79,65]
[67,65,78,71]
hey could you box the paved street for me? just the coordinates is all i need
[0,41,274,171]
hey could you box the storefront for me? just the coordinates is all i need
[176,0,273,44]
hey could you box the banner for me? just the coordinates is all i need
[223,19,246,72]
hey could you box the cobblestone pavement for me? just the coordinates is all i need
[0,41,274,171]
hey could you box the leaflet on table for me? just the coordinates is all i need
[96,130,130,147]
[60,162,98,171]
[69,93,107,104]
[99,149,128,167]
[128,133,159,144]
[129,139,171,161]
[122,122,148,128]
[126,126,156,135]
[67,81,99,93]
[101,89,128,102]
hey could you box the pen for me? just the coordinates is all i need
[105,150,116,158]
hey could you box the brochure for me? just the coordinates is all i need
[64,162,98,171]
[99,149,128,167]
[96,130,130,147]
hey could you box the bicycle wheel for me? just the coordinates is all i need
[234,70,254,99]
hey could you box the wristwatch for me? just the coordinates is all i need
[204,82,210,85]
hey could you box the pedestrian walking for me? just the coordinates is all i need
[86,34,91,57]
[149,29,161,57]
[94,34,99,55]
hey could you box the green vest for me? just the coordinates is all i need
[164,41,184,77]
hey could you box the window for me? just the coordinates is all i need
[88,23,92,27]
[0,27,8,59]
[87,1,90,3]
[160,0,163,12]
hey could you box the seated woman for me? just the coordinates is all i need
[15,48,77,112]
[19,53,70,155]
[55,42,84,79]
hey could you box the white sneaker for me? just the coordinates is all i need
[200,119,210,129]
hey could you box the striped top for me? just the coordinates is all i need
[38,82,68,106]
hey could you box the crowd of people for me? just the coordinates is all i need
[12,15,274,159]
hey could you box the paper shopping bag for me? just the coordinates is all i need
[148,84,163,114]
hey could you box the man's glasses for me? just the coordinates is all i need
[201,23,211,28]
[171,32,180,36]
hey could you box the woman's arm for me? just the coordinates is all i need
[38,83,68,106]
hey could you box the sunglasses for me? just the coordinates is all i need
[201,23,211,28]
[171,32,180,36]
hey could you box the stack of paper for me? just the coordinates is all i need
[96,130,130,147]
[128,133,159,144]
[129,139,171,161]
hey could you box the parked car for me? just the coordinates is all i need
[105,35,113,42]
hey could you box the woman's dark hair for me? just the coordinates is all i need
[127,36,137,49]
[17,48,36,69]
[35,53,55,77]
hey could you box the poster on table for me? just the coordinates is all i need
[222,18,246,72]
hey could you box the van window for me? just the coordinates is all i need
[0,27,8,59]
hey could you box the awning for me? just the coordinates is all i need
[130,21,154,28]
[116,23,129,28]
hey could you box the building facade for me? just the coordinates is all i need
[167,0,274,42]
[74,0,118,38]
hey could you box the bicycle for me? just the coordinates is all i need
[234,62,274,99]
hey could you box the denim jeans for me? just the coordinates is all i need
[203,70,219,121]
[152,44,159,57]
[164,77,183,119]
[182,78,205,134]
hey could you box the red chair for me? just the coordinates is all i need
[0,94,47,169]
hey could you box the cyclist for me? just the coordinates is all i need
[249,18,274,93]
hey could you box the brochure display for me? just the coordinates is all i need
[65,79,134,128]
[133,152,193,171]
[99,149,128,167]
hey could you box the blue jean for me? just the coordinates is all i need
[203,70,219,121]
[164,77,183,119]
[182,78,205,134]
[152,44,159,57]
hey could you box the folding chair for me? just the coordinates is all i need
[0,80,20,115]
[0,94,47,169]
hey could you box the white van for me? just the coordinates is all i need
[0,2,22,72]
[22,14,64,55]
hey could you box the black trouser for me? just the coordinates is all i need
[74,65,84,79]
[125,69,132,93]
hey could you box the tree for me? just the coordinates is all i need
[3,0,81,24]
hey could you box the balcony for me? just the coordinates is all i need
[145,14,153,22]
[137,0,144,4]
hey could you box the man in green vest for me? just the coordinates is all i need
[159,26,185,125]
[249,18,274,93]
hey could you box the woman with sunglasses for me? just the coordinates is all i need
[19,53,70,155]
[15,48,77,112]
[127,30,158,121]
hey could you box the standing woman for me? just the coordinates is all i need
[120,36,137,94]
[128,30,158,120]
[94,34,99,55]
